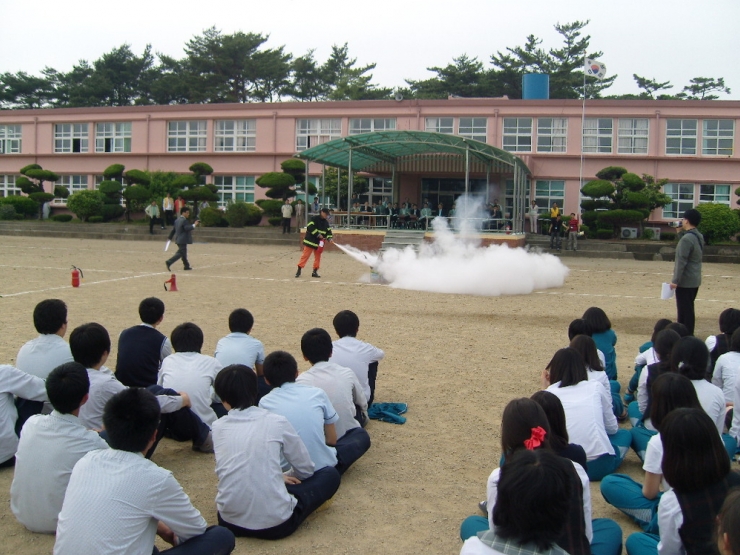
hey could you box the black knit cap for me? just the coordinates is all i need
[683,209,701,227]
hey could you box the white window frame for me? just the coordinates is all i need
[55,175,89,204]
[213,175,255,207]
[95,122,131,153]
[458,117,487,142]
[617,118,649,154]
[0,125,22,154]
[699,184,731,206]
[0,175,21,197]
[502,117,532,152]
[662,183,695,219]
[582,118,613,153]
[348,118,396,135]
[296,119,341,151]
[534,180,565,211]
[425,117,454,135]
[167,121,207,152]
[504,178,531,218]
[537,118,568,153]
[214,120,256,152]
[702,120,734,156]
[54,123,89,153]
[665,119,697,155]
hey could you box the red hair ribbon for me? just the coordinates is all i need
[523,426,546,450]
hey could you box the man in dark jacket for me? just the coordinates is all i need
[296,208,332,278]
[166,207,198,271]
[670,208,704,335]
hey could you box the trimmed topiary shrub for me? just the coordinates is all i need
[101,204,125,221]
[581,179,615,198]
[88,216,104,223]
[696,202,740,244]
[223,201,254,227]
[641,228,655,240]
[0,195,38,217]
[198,207,226,227]
[268,216,282,226]
[0,205,16,220]
[661,231,677,241]
[596,229,614,240]
[595,166,628,181]
[51,214,73,222]
[255,199,283,217]
[67,190,104,222]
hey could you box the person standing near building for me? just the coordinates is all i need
[294,200,304,233]
[528,200,539,234]
[173,196,186,224]
[166,208,199,272]
[550,214,563,251]
[567,213,579,251]
[145,201,164,234]
[281,199,293,234]
[295,208,332,279]
[670,209,704,336]
[163,193,175,226]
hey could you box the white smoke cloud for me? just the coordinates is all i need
[333,195,569,297]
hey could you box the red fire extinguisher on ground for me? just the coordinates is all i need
[71,266,83,287]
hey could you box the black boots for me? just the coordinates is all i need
[311,270,320,278]
[295,267,301,278]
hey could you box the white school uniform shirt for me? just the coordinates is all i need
[0,365,47,464]
[485,459,593,542]
[730,376,740,444]
[587,367,610,396]
[16,334,74,380]
[330,336,385,400]
[296,361,367,439]
[712,351,740,406]
[80,366,183,430]
[212,406,314,530]
[159,352,222,427]
[656,491,683,555]
[54,449,207,555]
[691,379,727,435]
[10,410,109,533]
[643,433,670,492]
[546,379,618,459]
[214,332,265,370]
[635,346,659,369]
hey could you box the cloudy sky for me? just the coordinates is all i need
[1,0,737,99]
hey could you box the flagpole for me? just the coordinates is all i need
[579,55,587,198]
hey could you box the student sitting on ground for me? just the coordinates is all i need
[0,365,47,468]
[214,309,267,399]
[11,362,109,533]
[297,328,370,466]
[53,388,235,555]
[717,488,740,555]
[212,364,340,539]
[329,310,385,406]
[259,351,343,473]
[115,297,173,388]
[159,322,224,427]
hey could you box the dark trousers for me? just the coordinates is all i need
[675,286,699,336]
[149,216,164,233]
[14,398,44,436]
[217,466,341,540]
[153,525,235,555]
[164,210,174,226]
[335,426,371,474]
[282,217,291,234]
[367,361,378,407]
[167,244,190,269]
[145,385,211,458]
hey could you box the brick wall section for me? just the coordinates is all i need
[304,230,526,252]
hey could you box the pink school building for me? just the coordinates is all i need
[0,97,738,227]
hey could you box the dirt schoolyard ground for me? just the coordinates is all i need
[0,235,738,554]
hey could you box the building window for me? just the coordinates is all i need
[0,175,20,197]
[55,175,89,204]
[662,183,695,219]
[534,180,565,211]
[666,119,697,155]
[504,178,531,218]
[537,118,567,153]
[54,124,89,153]
[366,177,393,205]
[502,118,532,152]
[425,117,454,134]
[582,118,612,153]
[618,118,649,154]
[215,120,256,152]
[349,118,396,135]
[0,125,22,154]
[213,176,255,206]
[168,121,207,152]
[95,122,131,153]
[296,119,341,151]
[458,117,487,142]
[699,184,731,206]
[702,120,734,156]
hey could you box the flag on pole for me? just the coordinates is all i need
[584,58,607,80]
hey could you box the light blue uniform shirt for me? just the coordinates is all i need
[214,333,265,370]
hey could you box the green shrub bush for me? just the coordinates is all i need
[255,199,283,217]
[67,190,104,222]
[596,229,614,240]
[0,195,38,216]
[0,205,16,220]
[51,214,73,222]
[661,231,677,241]
[198,207,226,227]
[268,216,282,226]
[101,204,125,221]
[696,203,740,244]
[641,228,655,240]
[88,216,104,223]
[224,201,262,228]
